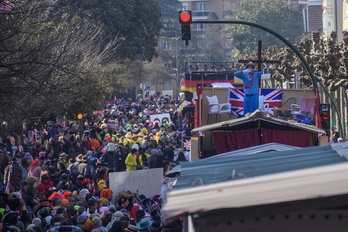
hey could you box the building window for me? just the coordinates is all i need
[196,23,205,33]
[181,3,188,11]
[196,2,207,11]
[163,59,172,69]
[161,42,172,50]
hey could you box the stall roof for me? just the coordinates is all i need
[173,143,348,191]
[163,142,348,222]
[165,143,300,177]
[205,142,301,159]
[192,110,326,135]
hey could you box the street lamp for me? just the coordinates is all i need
[174,36,180,96]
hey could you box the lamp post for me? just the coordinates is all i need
[175,36,180,96]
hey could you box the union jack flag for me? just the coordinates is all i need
[198,131,205,137]
[228,88,283,117]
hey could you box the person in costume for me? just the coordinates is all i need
[234,63,268,115]
[36,174,53,195]
[125,148,138,171]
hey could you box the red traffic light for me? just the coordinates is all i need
[321,112,329,120]
[179,11,192,23]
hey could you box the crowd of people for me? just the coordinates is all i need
[0,95,191,232]
[187,64,228,73]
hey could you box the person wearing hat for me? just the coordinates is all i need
[58,152,67,162]
[106,211,124,231]
[125,132,136,147]
[136,217,154,232]
[234,62,268,115]
[61,202,78,225]
[97,179,107,191]
[76,154,89,176]
[28,159,42,186]
[77,215,88,232]
[111,131,119,142]
[87,197,99,216]
[124,224,139,232]
[81,178,95,195]
[104,139,117,171]
[81,178,93,187]
[134,133,143,146]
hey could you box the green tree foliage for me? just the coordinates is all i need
[226,0,304,54]
[144,62,172,86]
[58,0,162,61]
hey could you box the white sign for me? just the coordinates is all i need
[149,113,172,126]
[109,168,163,199]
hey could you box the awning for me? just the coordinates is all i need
[163,162,348,223]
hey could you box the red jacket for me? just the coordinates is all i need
[36,178,53,194]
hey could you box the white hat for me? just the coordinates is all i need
[79,188,90,199]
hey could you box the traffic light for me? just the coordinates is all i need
[319,103,330,136]
[77,114,83,120]
[179,11,192,45]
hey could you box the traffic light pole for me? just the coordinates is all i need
[181,18,345,137]
[189,20,345,134]
[191,20,318,90]
[318,81,344,138]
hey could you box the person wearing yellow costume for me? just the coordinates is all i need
[97,179,107,190]
[125,132,136,148]
[118,137,125,146]
[138,151,150,167]
[125,148,138,171]
[133,134,143,145]
[100,122,107,129]
[155,132,161,144]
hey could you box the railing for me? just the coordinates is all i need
[192,10,211,18]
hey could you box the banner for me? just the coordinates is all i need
[149,113,172,126]
[228,88,283,116]
[109,168,163,200]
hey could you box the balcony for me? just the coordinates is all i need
[192,10,211,18]
[285,0,308,4]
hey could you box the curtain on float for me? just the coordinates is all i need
[213,128,260,154]
[261,129,311,147]
[213,128,312,154]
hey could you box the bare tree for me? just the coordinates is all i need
[0,0,121,135]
